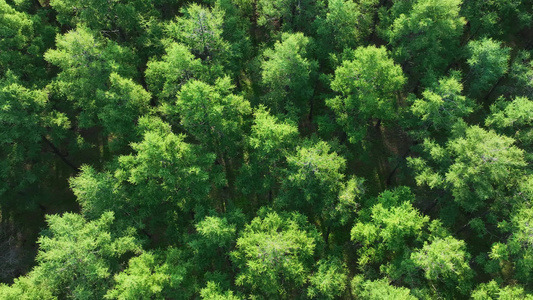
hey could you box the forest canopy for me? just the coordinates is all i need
[1,0,533,298]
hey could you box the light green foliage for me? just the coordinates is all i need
[351,276,416,300]
[411,236,473,295]
[194,216,237,249]
[381,0,465,80]
[0,0,33,77]
[70,165,118,220]
[486,97,533,149]
[2,212,139,299]
[4,0,533,296]
[490,206,533,285]
[45,27,137,129]
[411,74,474,132]
[0,0,32,51]
[307,257,348,299]
[467,38,510,97]
[277,140,349,225]
[237,106,298,196]
[173,77,251,164]
[106,249,188,300]
[106,252,168,300]
[0,276,56,300]
[145,43,205,104]
[472,281,533,300]
[445,126,526,211]
[261,32,315,118]
[409,126,526,212]
[351,187,429,270]
[166,4,229,67]
[200,281,242,300]
[215,0,252,67]
[231,210,319,299]
[328,45,405,143]
[326,176,365,227]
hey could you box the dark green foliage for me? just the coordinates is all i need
[0,76,69,199]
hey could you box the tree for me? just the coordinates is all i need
[231,210,320,299]
[237,106,299,198]
[351,187,429,275]
[314,0,377,56]
[472,280,533,300]
[113,118,217,215]
[255,0,324,34]
[351,276,416,300]
[411,236,474,296]
[461,0,533,40]
[410,74,474,136]
[505,51,533,99]
[200,281,242,300]
[485,97,533,151]
[166,3,230,70]
[145,43,205,105]
[466,38,511,98]
[70,117,217,238]
[277,139,359,232]
[172,77,251,166]
[261,32,316,119]
[0,0,33,78]
[380,0,465,82]
[44,26,138,131]
[0,76,70,200]
[96,73,151,151]
[489,206,533,287]
[328,45,405,143]
[187,214,240,280]
[105,249,189,300]
[0,0,56,84]
[49,0,155,40]
[0,212,140,299]
[307,257,348,299]
[409,125,527,212]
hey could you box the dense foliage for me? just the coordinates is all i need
[1,0,533,298]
